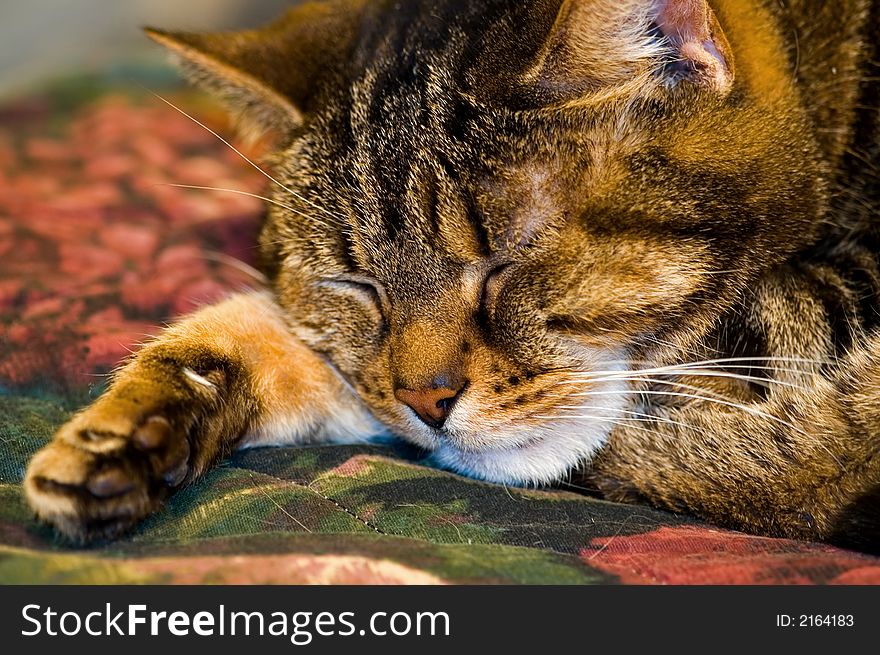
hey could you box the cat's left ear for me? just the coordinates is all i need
[145,0,366,142]
[529,0,735,98]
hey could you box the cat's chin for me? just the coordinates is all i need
[426,404,624,487]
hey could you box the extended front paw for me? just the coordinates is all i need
[24,409,193,542]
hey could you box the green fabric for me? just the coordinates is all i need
[0,394,665,584]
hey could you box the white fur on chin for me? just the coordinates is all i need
[430,375,629,486]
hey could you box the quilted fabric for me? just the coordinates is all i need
[2,71,879,584]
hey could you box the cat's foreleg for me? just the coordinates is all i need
[24,291,378,542]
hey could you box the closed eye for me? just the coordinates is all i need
[481,263,512,309]
[319,275,389,316]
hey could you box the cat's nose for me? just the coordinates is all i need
[394,378,467,428]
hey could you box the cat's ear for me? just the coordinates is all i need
[528,0,734,99]
[145,1,365,142]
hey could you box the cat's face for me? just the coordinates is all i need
[151,0,827,484]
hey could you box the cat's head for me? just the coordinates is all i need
[148,0,827,484]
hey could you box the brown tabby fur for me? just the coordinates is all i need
[24,0,880,552]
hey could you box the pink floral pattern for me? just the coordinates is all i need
[0,91,266,392]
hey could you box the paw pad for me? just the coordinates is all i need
[86,468,135,499]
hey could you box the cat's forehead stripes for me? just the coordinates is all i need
[336,89,586,273]
[309,1,653,281]
[339,61,499,267]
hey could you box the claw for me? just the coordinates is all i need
[162,460,189,487]
[133,416,171,450]
[158,435,190,487]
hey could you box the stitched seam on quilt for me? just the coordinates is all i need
[231,467,589,558]
[232,467,388,536]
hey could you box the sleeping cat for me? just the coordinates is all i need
[24,0,880,552]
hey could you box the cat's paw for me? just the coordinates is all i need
[24,406,193,543]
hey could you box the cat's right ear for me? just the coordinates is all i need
[145,0,366,142]
[525,0,735,101]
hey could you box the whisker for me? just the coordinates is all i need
[659,369,810,391]
[599,376,782,408]
[592,356,830,370]
[551,404,702,433]
[535,411,664,424]
[531,414,662,437]
[565,388,808,435]
[557,480,599,493]
[558,358,828,387]
[562,370,811,393]
[201,251,267,284]
[145,89,346,224]
[671,363,819,375]
[159,183,314,221]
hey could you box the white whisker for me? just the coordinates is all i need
[551,404,702,433]
[566,388,808,435]
[201,251,268,284]
[531,414,661,437]
[159,183,314,222]
[146,89,347,225]
[584,356,829,371]
[561,370,811,393]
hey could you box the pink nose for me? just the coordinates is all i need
[395,381,466,428]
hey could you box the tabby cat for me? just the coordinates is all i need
[24,0,880,552]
